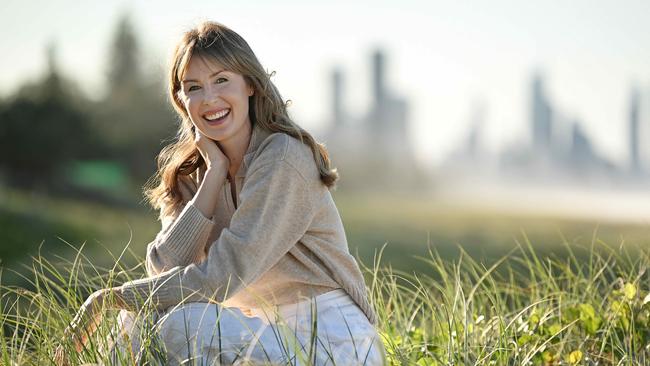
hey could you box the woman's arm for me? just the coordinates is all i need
[146,131,229,275]
[145,200,215,275]
[145,169,227,275]
[189,166,228,218]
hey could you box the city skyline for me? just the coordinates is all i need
[326,48,650,188]
[1,0,649,169]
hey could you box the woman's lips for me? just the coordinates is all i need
[203,108,230,125]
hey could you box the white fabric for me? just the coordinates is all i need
[107,289,385,365]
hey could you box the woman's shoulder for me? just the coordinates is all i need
[249,130,319,181]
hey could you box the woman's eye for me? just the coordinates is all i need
[188,85,201,92]
[215,77,228,84]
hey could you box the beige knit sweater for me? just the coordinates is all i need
[118,123,377,325]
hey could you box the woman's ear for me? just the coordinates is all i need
[248,86,254,97]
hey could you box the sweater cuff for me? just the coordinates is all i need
[156,203,214,264]
[117,269,183,311]
[117,267,215,312]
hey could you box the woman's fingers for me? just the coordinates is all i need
[54,344,70,366]
[62,321,88,353]
[194,128,230,170]
[62,289,108,353]
[56,289,123,364]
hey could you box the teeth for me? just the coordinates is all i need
[205,109,230,121]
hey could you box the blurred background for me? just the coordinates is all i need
[2,0,650,285]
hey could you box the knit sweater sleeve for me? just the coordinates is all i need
[144,203,215,276]
[145,175,215,276]
[118,159,315,310]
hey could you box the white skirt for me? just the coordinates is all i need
[107,289,386,365]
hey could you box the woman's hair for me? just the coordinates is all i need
[145,21,338,218]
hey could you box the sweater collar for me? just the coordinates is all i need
[235,122,272,178]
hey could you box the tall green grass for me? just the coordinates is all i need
[2,234,650,365]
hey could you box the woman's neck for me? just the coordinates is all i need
[218,121,252,178]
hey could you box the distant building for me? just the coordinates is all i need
[570,121,593,166]
[365,51,413,173]
[440,100,491,178]
[498,71,618,184]
[531,74,553,155]
[629,87,640,174]
[331,68,344,128]
[323,50,426,191]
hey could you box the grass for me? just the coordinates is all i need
[0,186,159,285]
[4,187,650,364]
[371,236,650,365]
[2,233,650,365]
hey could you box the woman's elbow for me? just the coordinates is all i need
[145,249,172,275]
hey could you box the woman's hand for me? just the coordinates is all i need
[53,344,70,366]
[194,128,230,172]
[54,288,119,364]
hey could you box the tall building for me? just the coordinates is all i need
[629,87,640,174]
[372,51,386,108]
[323,49,425,191]
[570,121,593,165]
[531,74,553,155]
[499,71,618,183]
[331,68,344,128]
[364,50,415,183]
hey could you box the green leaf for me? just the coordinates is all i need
[517,334,533,346]
[547,323,562,336]
[416,357,437,366]
[542,350,555,362]
[578,303,602,335]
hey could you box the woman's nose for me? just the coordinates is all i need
[202,85,221,105]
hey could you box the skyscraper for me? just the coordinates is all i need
[331,68,344,128]
[366,49,411,170]
[629,87,640,174]
[373,50,386,108]
[323,49,425,191]
[531,74,553,154]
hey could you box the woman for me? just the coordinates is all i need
[56,21,385,365]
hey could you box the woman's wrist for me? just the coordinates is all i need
[205,164,228,179]
[104,287,128,310]
[191,165,227,219]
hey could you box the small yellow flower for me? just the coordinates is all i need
[624,283,637,300]
[567,350,583,364]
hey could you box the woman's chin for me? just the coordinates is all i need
[197,123,229,141]
[203,132,225,142]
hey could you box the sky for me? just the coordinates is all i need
[2,0,649,169]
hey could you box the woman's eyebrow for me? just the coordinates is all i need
[181,69,226,83]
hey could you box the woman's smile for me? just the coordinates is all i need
[203,108,231,125]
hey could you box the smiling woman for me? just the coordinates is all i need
[54,21,386,365]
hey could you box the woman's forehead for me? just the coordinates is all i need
[181,54,228,80]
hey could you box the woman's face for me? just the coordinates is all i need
[179,55,254,145]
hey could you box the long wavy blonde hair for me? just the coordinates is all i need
[145,21,338,218]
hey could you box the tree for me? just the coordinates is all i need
[94,13,176,185]
[0,43,103,188]
[107,13,141,105]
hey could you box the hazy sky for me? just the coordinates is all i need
[2,0,649,169]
